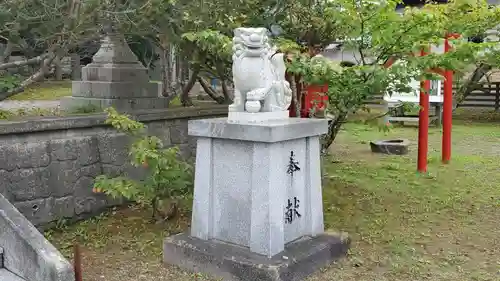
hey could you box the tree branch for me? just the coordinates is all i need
[321,112,348,153]
[290,74,301,117]
[0,54,50,71]
[358,11,367,65]
[198,77,225,104]
[455,63,492,107]
[215,62,232,103]
[180,65,200,106]
[0,53,57,101]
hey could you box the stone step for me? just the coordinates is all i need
[0,269,27,281]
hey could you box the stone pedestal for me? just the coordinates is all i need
[61,33,169,112]
[163,117,350,281]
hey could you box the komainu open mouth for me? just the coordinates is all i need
[246,45,262,50]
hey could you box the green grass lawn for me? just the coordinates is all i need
[314,119,500,281]
[5,80,187,105]
[45,111,500,281]
[7,80,72,101]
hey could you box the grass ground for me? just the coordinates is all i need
[4,80,192,105]
[6,80,72,101]
[0,80,194,120]
[45,109,500,281]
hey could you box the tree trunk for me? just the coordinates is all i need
[151,197,158,220]
[290,75,301,117]
[166,45,175,93]
[0,53,57,101]
[160,46,171,97]
[320,112,348,154]
[455,63,492,108]
[158,40,182,102]
[180,66,200,106]
[53,56,63,80]
[215,63,232,103]
[0,54,49,71]
[0,41,13,63]
[177,54,185,89]
[295,75,303,113]
[198,77,225,104]
[220,80,232,103]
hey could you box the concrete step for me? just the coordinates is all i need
[0,269,26,281]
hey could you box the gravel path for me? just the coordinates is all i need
[0,100,61,110]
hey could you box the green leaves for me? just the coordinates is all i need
[85,0,500,154]
[180,29,233,79]
[94,176,141,201]
[94,108,193,218]
[104,108,145,135]
[277,0,343,50]
[0,74,21,92]
[181,30,232,60]
[286,0,500,129]
[287,54,343,85]
[273,38,304,54]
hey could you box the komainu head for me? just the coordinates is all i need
[233,27,270,57]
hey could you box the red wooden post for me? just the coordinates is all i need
[74,244,82,281]
[442,34,458,164]
[418,48,430,173]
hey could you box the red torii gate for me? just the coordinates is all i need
[293,33,460,172]
[416,33,460,172]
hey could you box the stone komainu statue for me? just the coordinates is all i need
[229,27,292,113]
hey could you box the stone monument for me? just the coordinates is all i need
[163,27,349,281]
[61,32,169,112]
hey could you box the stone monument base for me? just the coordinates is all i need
[62,32,170,112]
[163,232,350,281]
[227,111,289,122]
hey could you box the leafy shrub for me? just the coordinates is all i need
[0,74,22,93]
[94,108,193,220]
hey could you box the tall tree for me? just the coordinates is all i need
[0,0,103,100]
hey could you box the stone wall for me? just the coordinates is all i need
[0,106,228,227]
